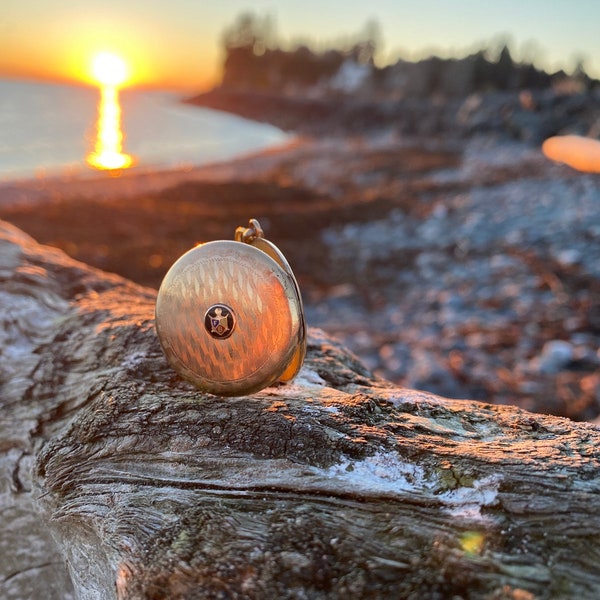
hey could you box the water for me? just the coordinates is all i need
[0,79,289,181]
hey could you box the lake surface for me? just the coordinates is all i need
[0,79,289,181]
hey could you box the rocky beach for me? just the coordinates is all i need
[1,83,600,422]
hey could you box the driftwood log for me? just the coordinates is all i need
[2,219,600,600]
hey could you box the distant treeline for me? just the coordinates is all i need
[220,13,597,97]
[221,13,377,91]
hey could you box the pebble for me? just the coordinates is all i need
[535,340,575,374]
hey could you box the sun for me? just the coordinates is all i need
[91,52,129,87]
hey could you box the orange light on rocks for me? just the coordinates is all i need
[542,135,600,174]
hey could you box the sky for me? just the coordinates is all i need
[1,0,599,91]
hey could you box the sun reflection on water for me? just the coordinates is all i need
[87,84,133,171]
[86,52,133,172]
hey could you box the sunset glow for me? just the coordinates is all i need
[2,1,600,91]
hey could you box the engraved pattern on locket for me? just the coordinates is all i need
[155,228,305,396]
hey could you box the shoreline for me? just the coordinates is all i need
[0,80,292,190]
[188,85,600,145]
[5,82,598,202]
[0,136,312,206]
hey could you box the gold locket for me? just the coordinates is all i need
[155,219,306,396]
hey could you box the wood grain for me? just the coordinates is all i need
[1,219,600,600]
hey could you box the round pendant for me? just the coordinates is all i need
[155,240,304,396]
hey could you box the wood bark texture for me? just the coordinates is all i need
[1,219,600,600]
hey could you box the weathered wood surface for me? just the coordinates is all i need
[2,219,600,600]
